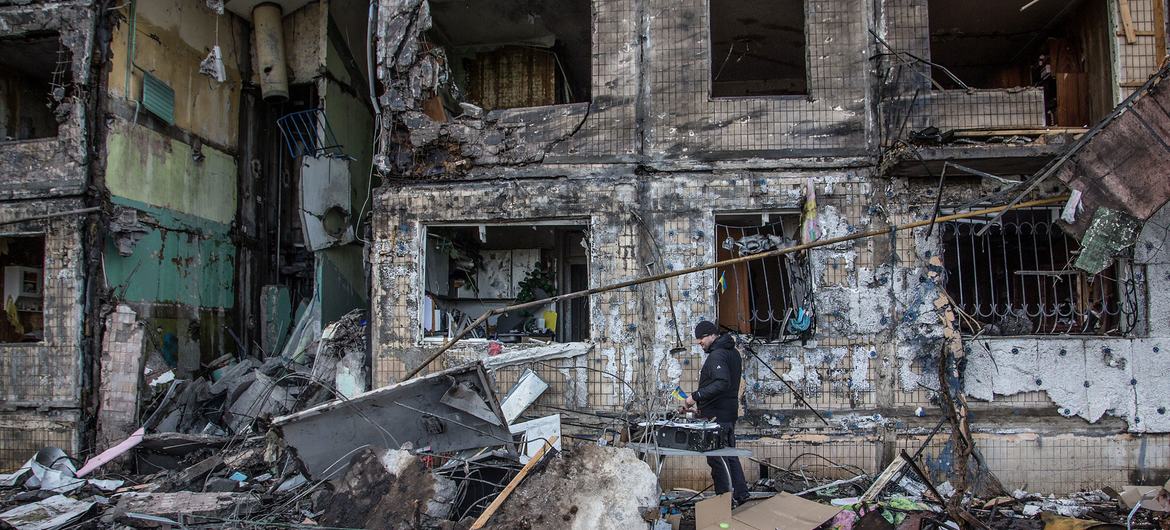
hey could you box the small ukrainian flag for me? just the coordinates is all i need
[718,271,727,293]
[671,386,688,401]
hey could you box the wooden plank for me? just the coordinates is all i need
[1120,0,1138,44]
[470,435,559,529]
[951,127,1088,137]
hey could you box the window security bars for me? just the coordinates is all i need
[940,209,1139,336]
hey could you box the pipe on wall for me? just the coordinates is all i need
[252,2,289,102]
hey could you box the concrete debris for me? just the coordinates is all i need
[0,495,94,530]
[476,445,658,530]
[319,447,457,529]
[114,491,261,518]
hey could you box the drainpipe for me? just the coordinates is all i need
[252,2,289,102]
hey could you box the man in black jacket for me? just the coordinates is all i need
[684,320,749,505]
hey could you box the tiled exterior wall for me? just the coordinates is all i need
[0,200,87,470]
[0,1,94,471]
[386,0,1170,494]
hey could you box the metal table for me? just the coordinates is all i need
[626,442,752,480]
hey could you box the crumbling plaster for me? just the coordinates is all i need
[0,1,94,200]
[363,0,1170,492]
[964,202,1170,433]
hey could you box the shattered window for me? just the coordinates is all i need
[427,0,592,112]
[939,209,1139,336]
[423,223,590,343]
[928,0,1111,125]
[0,235,46,343]
[715,213,811,341]
[710,0,808,97]
[0,32,70,141]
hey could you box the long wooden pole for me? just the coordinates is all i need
[404,196,1069,379]
[469,435,559,529]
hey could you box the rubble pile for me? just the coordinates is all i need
[4,308,1170,529]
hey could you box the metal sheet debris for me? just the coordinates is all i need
[273,363,511,479]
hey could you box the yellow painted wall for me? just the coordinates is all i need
[107,0,246,147]
[105,120,237,225]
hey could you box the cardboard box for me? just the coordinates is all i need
[696,492,842,530]
[1118,479,1170,512]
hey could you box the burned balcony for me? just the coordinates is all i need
[928,0,1113,128]
[426,0,592,112]
[0,32,70,143]
[423,223,590,344]
[939,208,1140,336]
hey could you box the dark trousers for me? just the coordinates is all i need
[706,422,749,502]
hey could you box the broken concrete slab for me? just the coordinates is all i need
[0,495,94,530]
[319,447,457,529]
[225,371,294,434]
[274,362,511,479]
[114,491,261,519]
[481,342,593,370]
[477,445,658,530]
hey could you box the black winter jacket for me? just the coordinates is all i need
[693,333,742,423]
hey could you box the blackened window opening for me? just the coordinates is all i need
[710,0,808,97]
[940,209,1138,336]
[927,0,1111,125]
[715,214,810,341]
[423,224,589,343]
[1,235,46,343]
[427,0,592,112]
[0,32,71,141]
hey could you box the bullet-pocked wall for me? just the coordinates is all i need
[371,0,1170,494]
[0,0,94,471]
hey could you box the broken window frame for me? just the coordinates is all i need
[938,207,1142,337]
[0,31,71,143]
[714,212,812,342]
[424,0,594,113]
[0,233,47,345]
[923,0,1115,126]
[420,221,591,345]
[708,0,810,99]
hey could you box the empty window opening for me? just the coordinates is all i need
[1,235,46,343]
[0,32,70,141]
[426,0,592,112]
[715,213,812,341]
[423,223,590,343]
[928,0,1112,125]
[940,209,1139,336]
[710,0,807,97]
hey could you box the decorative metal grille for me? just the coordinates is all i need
[939,209,1140,336]
[715,216,813,341]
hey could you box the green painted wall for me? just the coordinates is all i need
[318,243,366,323]
[104,196,235,308]
[105,121,237,225]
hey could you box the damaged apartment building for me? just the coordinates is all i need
[368,0,1170,494]
[1,0,1170,502]
[0,0,377,469]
